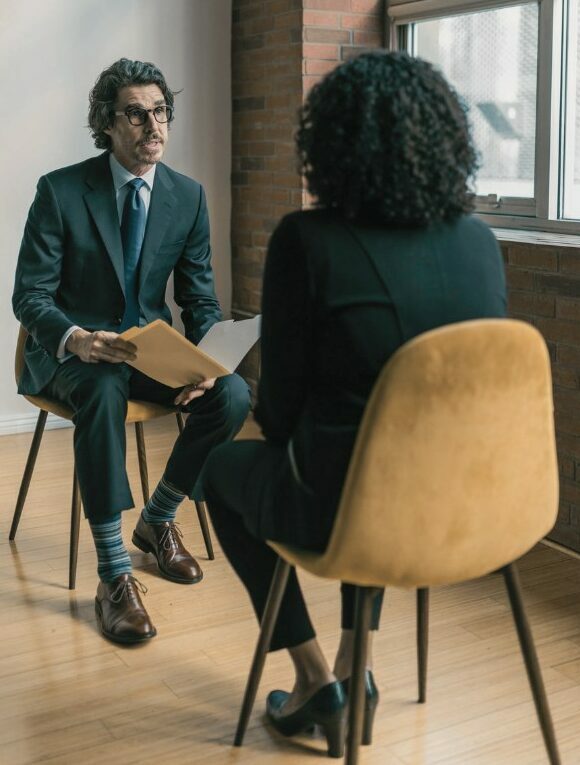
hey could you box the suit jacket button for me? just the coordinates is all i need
[114,317,122,325]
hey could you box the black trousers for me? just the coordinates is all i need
[202,439,383,652]
[43,358,251,522]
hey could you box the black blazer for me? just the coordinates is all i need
[253,209,507,547]
[13,152,222,395]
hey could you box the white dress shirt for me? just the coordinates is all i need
[57,154,157,359]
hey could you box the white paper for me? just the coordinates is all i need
[197,315,261,372]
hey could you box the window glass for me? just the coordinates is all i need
[412,3,539,200]
[562,0,580,218]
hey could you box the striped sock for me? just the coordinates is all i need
[142,477,186,524]
[89,514,132,583]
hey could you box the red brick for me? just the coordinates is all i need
[303,74,324,92]
[553,388,580,416]
[303,42,341,59]
[341,44,377,60]
[341,12,381,30]
[249,16,275,33]
[266,92,300,109]
[558,345,580,366]
[508,291,554,317]
[353,30,383,46]
[553,366,578,389]
[559,479,580,505]
[303,0,351,9]
[268,0,299,12]
[265,155,299,172]
[275,141,298,156]
[536,317,580,346]
[557,298,580,322]
[247,141,276,155]
[303,10,340,26]
[304,58,339,75]
[505,266,535,290]
[556,503,572,526]
[252,232,271,247]
[508,247,558,271]
[273,171,302,188]
[557,431,580,456]
[349,0,382,12]
[560,455,576,479]
[274,9,302,28]
[561,251,580,275]
[304,27,351,43]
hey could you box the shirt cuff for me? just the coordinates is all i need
[57,325,80,362]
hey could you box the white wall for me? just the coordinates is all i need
[0,0,232,434]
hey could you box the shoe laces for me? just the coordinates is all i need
[111,575,148,604]
[159,521,183,551]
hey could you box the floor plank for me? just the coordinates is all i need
[1,417,578,763]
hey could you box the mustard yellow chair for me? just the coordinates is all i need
[9,326,214,589]
[234,319,560,765]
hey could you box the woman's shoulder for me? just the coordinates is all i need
[275,207,340,232]
[440,214,497,240]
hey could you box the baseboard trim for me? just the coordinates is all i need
[0,412,73,436]
[541,538,580,561]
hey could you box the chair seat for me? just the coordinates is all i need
[24,394,178,424]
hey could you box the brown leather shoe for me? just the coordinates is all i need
[132,513,203,584]
[95,574,157,644]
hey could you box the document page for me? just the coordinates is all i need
[120,316,260,389]
[198,315,261,372]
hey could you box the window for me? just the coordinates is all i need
[388,0,580,233]
[562,0,580,218]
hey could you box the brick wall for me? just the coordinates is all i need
[231,0,384,391]
[231,0,302,390]
[231,2,580,554]
[503,240,580,552]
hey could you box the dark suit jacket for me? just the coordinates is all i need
[251,209,507,549]
[13,152,222,395]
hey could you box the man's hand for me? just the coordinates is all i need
[174,378,216,406]
[66,329,137,364]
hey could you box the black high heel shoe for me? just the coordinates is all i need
[266,680,347,758]
[341,670,379,745]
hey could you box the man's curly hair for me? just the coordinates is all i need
[296,51,478,226]
[88,58,176,151]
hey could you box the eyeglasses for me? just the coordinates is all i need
[111,105,174,126]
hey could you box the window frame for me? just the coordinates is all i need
[386,0,580,234]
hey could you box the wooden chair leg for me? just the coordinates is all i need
[346,587,380,765]
[134,422,149,504]
[502,563,561,765]
[195,500,215,560]
[68,467,81,590]
[9,410,48,539]
[174,412,214,559]
[234,558,291,747]
[417,587,429,703]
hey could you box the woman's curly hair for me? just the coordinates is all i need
[296,51,478,226]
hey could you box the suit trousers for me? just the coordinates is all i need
[202,439,383,652]
[43,358,251,522]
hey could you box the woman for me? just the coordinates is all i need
[202,51,506,756]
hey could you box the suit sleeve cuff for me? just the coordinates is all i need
[57,325,80,362]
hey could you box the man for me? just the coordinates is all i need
[12,58,250,644]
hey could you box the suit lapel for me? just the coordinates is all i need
[83,153,125,292]
[138,163,177,290]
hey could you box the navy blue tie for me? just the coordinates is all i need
[120,178,147,331]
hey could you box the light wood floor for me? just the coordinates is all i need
[2,417,580,764]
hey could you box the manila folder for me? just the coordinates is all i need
[120,320,229,388]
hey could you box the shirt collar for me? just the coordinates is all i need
[109,152,156,191]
